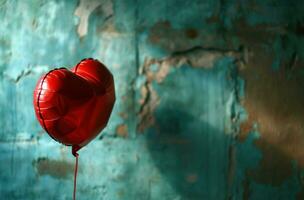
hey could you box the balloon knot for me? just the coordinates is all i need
[72,145,80,157]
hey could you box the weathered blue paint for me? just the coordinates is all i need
[1,0,304,199]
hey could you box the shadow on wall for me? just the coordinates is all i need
[142,65,232,199]
[142,66,303,199]
[145,107,227,199]
[144,98,302,200]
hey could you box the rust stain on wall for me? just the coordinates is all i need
[237,27,304,185]
[119,112,128,120]
[186,173,198,183]
[227,19,285,50]
[149,21,171,44]
[33,157,74,179]
[185,28,199,39]
[116,124,128,138]
[148,21,223,52]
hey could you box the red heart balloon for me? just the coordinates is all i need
[33,58,115,156]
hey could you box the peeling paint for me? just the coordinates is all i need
[141,46,242,81]
[137,46,243,131]
[137,81,159,132]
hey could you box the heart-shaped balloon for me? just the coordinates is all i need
[33,58,115,156]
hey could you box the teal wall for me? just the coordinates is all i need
[1,0,304,199]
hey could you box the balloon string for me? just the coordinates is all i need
[73,153,79,200]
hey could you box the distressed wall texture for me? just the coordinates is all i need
[0,0,304,199]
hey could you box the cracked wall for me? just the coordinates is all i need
[0,0,304,199]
